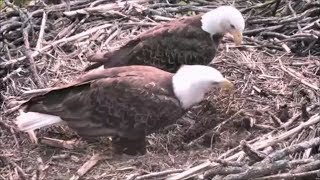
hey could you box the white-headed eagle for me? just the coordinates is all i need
[15,65,233,155]
[84,6,245,72]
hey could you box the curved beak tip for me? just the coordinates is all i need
[220,79,234,91]
[231,31,243,46]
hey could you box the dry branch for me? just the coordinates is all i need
[172,113,320,179]
[63,0,152,16]
[281,104,319,129]
[134,169,184,180]
[261,136,320,164]
[253,169,320,180]
[35,11,47,50]
[0,155,28,180]
[204,166,245,178]
[40,137,83,150]
[1,0,320,179]
[223,160,289,180]
[166,160,215,180]
[279,58,319,91]
[1,67,23,83]
[0,23,113,68]
[291,160,320,173]
[240,140,266,162]
[225,113,320,161]
[69,154,104,180]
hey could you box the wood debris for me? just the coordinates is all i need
[0,0,320,179]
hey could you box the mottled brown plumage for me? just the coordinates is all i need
[18,66,184,155]
[16,65,233,155]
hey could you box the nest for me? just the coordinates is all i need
[0,0,320,179]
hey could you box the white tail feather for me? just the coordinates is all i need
[16,111,64,132]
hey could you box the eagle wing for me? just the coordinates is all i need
[85,14,218,72]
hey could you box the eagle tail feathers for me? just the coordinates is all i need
[15,111,63,132]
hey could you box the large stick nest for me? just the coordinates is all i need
[1,0,320,179]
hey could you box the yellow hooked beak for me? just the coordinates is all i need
[230,30,243,46]
[219,79,234,91]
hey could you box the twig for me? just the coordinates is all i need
[281,104,319,129]
[253,169,320,180]
[244,25,283,36]
[163,6,211,13]
[203,166,245,178]
[301,19,320,31]
[23,49,45,88]
[261,32,289,39]
[0,116,19,147]
[211,159,245,167]
[0,23,113,68]
[4,0,24,16]
[272,0,281,16]
[64,14,90,38]
[1,155,28,180]
[63,0,152,16]
[240,0,278,13]
[185,110,243,149]
[166,160,216,180]
[134,169,184,180]
[0,115,17,133]
[90,0,109,7]
[255,113,320,151]
[56,19,80,39]
[126,174,140,180]
[240,140,266,162]
[1,67,23,83]
[219,133,273,159]
[69,154,104,180]
[223,160,289,180]
[252,85,269,97]
[226,113,320,161]
[291,160,320,173]
[39,137,83,150]
[35,11,47,50]
[301,39,317,55]
[214,110,244,132]
[289,158,315,167]
[279,58,319,91]
[11,0,45,89]
[35,157,46,180]
[102,27,121,49]
[44,0,91,12]
[267,111,283,127]
[261,136,320,163]
[288,1,302,33]
[274,38,291,53]
[279,8,320,24]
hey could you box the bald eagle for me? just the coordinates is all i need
[84,6,245,72]
[15,65,233,155]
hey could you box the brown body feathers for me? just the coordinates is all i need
[85,14,222,72]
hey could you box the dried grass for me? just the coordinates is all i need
[0,0,320,179]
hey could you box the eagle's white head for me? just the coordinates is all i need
[201,6,245,45]
[172,65,233,109]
